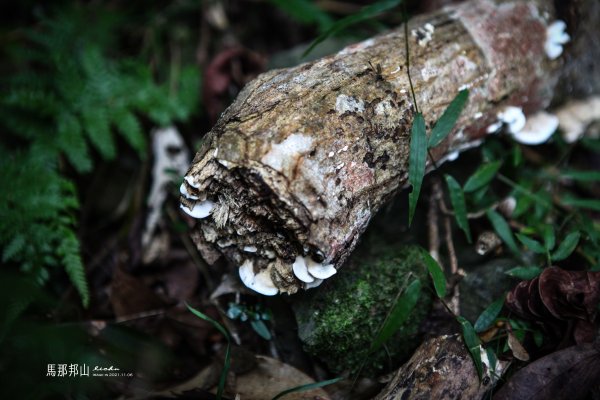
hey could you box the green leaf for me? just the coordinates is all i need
[2,234,26,262]
[445,174,472,242]
[269,0,333,32]
[186,304,231,400]
[561,170,600,182]
[474,296,505,332]
[57,228,89,308]
[486,209,519,254]
[551,231,581,261]
[113,109,146,157]
[420,250,447,298]
[457,316,483,379]
[408,113,427,226]
[505,266,542,280]
[463,161,502,192]
[271,377,343,400]
[226,303,243,319]
[516,233,546,254]
[303,0,403,57]
[543,225,555,251]
[250,320,272,340]
[561,197,600,212]
[57,112,92,173]
[371,278,422,352]
[485,347,498,376]
[428,89,469,148]
[82,108,115,160]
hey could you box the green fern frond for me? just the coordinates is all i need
[82,108,116,159]
[112,108,146,156]
[3,89,61,117]
[1,4,200,310]
[57,112,92,173]
[57,228,90,308]
[2,235,26,263]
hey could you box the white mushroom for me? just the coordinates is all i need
[307,259,337,279]
[184,175,201,189]
[487,106,526,135]
[556,96,600,143]
[510,111,558,145]
[304,278,324,289]
[238,260,279,296]
[498,106,526,134]
[243,245,258,253]
[544,20,570,60]
[292,256,314,283]
[180,200,215,219]
[179,182,199,200]
[498,196,517,217]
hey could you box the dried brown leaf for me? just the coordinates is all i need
[507,330,530,361]
[494,343,600,400]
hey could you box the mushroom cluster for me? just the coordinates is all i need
[179,169,339,296]
[487,106,559,145]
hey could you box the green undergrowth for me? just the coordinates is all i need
[0,5,199,308]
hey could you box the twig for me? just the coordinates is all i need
[444,215,461,315]
[428,184,441,263]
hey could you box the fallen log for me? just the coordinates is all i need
[181,0,566,295]
[373,334,508,400]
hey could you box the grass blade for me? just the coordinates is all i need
[474,296,505,332]
[445,174,472,242]
[457,316,483,379]
[486,209,519,254]
[561,170,600,182]
[515,233,546,254]
[271,377,343,400]
[408,113,427,226]
[370,278,422,352]
[505,266,542,280]
[464,161,502,192]
[420,249,447,298]
[428,89,469,148]
[561,197,600,212]
[186,303,230,400]
[303,0,403,57]
[551,231,581,261]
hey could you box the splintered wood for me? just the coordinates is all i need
[182,0,562,295]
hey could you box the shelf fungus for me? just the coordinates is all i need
[181,0,565,295]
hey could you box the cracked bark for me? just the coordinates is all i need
[373,334,509,400]
[182,0,565,295]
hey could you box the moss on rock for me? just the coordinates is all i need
[293,244,432,376]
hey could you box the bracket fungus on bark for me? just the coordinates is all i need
[181,0,566,295]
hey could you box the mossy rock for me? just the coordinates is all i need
[293,244,432,376]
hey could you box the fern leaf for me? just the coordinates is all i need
[3,89,61,117]
[2,234,26,262]
[57,228,90,308]
[82,108,116,159]
[112,108,146,156]
[57,112,93,173]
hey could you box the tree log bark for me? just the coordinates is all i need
[181,0,563,295]
[373,334,509,400]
